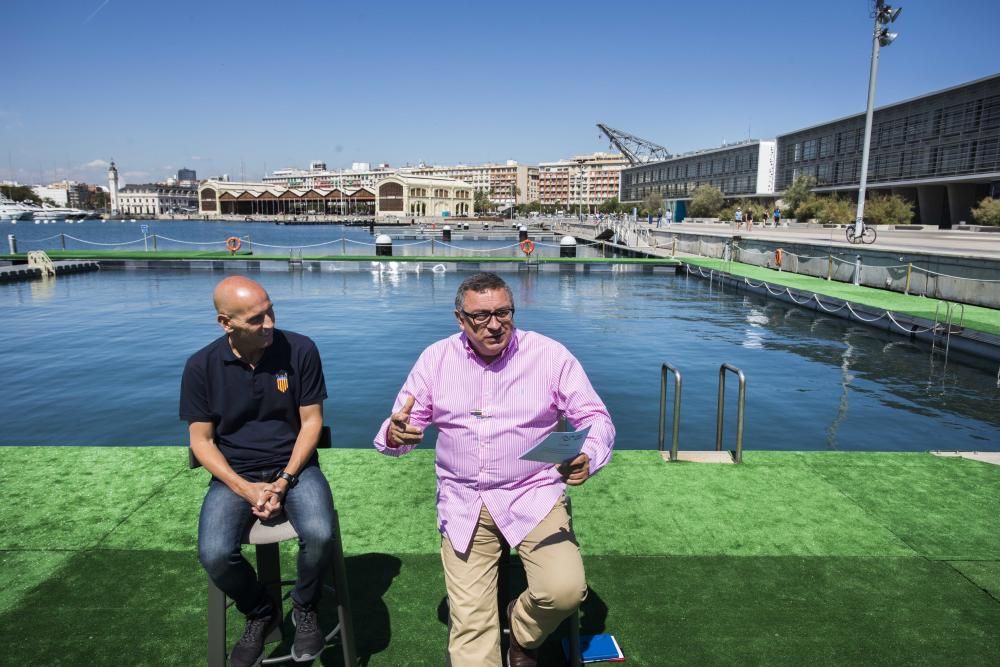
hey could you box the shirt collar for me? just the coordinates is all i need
[461,328,520,366]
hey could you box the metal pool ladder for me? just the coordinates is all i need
[658,362,748,463]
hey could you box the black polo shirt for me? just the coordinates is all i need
[180,329,327,474]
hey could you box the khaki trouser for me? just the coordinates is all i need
[441,495,587,667]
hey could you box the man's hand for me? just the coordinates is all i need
[558,452,591,486]
[242,481,282,519]
[388,395,423,448]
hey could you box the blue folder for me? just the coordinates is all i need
[562,633,625,663]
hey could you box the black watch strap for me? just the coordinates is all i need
[276,470,298,487]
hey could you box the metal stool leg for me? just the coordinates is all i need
[255,543,284,644]
[330,507,358,666]
[568,608,581,667]
[208,579,227,667]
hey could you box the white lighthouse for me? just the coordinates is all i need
[107,160,120,215]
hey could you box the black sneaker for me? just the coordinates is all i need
[290,601,325,662]
[230,608,278,667]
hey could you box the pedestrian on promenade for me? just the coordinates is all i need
[180,276,335,667]
[665,208,673,227]
[746,209,754,232]
[773,206,781,226]
[374,272,616,667]
[735,207,743,229]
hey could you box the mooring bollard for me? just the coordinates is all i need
[375,234,393,257]
[560,235,577,258]
[519,226,528,242]
[442,225,452,242]
[7,234,16,254]
[369,221,375,235]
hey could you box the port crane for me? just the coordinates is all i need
[596,124,671,165]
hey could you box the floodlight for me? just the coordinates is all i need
[878,29,897,47]
[883,6,901,22]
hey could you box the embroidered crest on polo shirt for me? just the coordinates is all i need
[276,371,289,393]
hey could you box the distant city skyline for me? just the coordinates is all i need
[5,0,1000,186]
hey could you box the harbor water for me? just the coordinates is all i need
[2,263,998,451]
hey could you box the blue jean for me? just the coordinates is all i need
[197,464,335,616]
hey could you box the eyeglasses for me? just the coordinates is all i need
[460,307,515,325]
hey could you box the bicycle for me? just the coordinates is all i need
[846,221,877,244]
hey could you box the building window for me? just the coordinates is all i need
[819,135,832,158]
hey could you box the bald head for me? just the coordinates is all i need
[213,275,269,318]
[213,276,276,358]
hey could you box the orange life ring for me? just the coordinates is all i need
[225,236,242,253]
[774,248,783,267]
[520,239,535,256]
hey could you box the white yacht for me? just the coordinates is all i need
[32,204,89,220]
[0,195,35,221]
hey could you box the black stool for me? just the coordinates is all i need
[190,428,357,666]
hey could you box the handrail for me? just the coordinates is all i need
[657,362,682,461]
[715,363,747,463]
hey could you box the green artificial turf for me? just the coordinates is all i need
[683,257,1000,336]
[2,447,999,665]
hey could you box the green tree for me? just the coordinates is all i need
[783,175,817,218]
[817,196,855,225]
[642,191,664,217]
[598,197,620,215]
[0,184,41,204]
[474,189,492,214]
[794,194,823,222]
[688,184,724,217]
[864,193,913,226]
[971,197,1000,226]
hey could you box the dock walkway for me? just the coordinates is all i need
[0,259,100,282]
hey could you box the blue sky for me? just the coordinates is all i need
[5,0,999,186]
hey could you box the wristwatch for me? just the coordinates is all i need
[275,470,298,488]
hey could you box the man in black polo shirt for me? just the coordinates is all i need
[180,275,334,666]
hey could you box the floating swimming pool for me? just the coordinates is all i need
[6,219,596,258]
[3,267,998,450]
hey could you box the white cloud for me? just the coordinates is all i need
[83,159,110,169]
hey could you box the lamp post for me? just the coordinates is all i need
[854,0,902,238]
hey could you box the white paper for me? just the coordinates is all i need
[519,426,591,464]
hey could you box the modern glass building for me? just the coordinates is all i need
[620,140,776,220]
[776,74,1000,226]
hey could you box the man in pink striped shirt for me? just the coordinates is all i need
[374,272,615,667]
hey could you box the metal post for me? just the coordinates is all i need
[658,363,682,462]
[904,262,912,294]
[715,363,747,463]
[854,255,862,286]
[854,1,901,236]
[827,255,833,281]
[153,234,158,251]
[7,234,16,254]
[60,233,66,250]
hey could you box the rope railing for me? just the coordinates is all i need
[62,234,146,247]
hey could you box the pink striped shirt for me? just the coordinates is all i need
[373,328,615,554]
